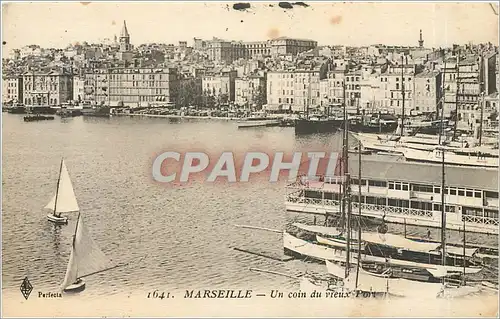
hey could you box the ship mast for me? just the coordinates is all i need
[478,52,486,147]
[400,55,405,137]
[305,73,312,120]
[355,140,362,289]
[453,50,461,140]
[340,82,348,229]
[439,59,447,145]
[440,148,447,272]
[343,82,351,279]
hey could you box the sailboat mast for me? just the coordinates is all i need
[355,140,362,289]
[53,158,64,217]
[439,59,447,145]
[440,149,447,269]
[400,55,405,137]
[72,212,81,248]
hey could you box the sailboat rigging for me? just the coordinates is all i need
[45,158,79,224]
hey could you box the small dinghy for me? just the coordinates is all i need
[45,158,79,224]
[60,213,113,293]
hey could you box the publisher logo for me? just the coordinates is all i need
[20,277,33,300]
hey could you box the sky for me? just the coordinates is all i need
[2,1,499,55]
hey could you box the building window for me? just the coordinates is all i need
[368,180,386,187]
[413,184,433,193]
[485,191,499,198]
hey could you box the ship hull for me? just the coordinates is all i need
[295,119,342,134]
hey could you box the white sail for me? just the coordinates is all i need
[45,160,79,214]
[60,245,78,290]
[60,215,111,290]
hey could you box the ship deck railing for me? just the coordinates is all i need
[462,214,499,226]
[285,194,498,226]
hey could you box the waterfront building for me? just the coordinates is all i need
[73,76,85,103]
[2,75,23,104]
[202,70,237,104]
[266,71,295,112]
[84,67,179,107]
[378,61,415,115]
[22,70,72,106]
[267,67,330,113]
[234,75,266,108]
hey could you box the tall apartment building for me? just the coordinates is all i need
[456,51,498,127]
[2,75,23,104]
[234,75,266,107]
[267,70,322,112]
[22,70,73,106]
[85,67,179,107]
[73,76,85,102]
[413,70,442,114]
[202,70,238,103]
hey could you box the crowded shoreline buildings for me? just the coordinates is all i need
[2,20,499,130]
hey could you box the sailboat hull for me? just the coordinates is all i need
[47,213,68,224]
[63,278,86,293]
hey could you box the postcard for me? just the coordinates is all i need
[2,1,499,317]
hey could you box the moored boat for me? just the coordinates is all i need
[24,114,55,122]
[236,116,281,128]
[295,117,343,134]
[402,147,499,168]
[285,159,499,235]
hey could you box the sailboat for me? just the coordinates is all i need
[60,212,113,293]
[45,158,79,224]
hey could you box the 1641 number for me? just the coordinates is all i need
[147,290,171,299]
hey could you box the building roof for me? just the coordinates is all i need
[346,156,498,191]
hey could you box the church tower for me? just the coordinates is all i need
[119,20,131,52]
[418,29,424,48]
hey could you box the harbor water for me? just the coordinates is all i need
[2,114,498,315]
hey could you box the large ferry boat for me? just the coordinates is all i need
[284,157,499,235]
